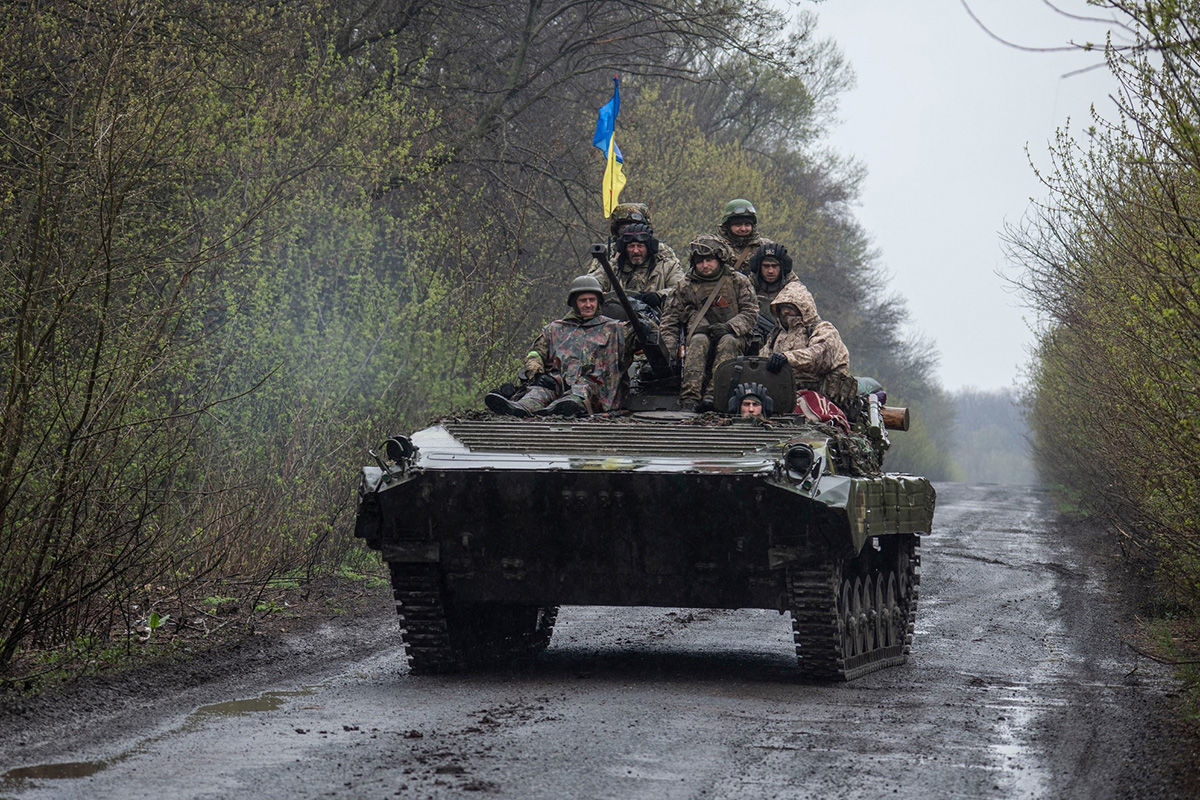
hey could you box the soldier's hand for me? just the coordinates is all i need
[707,322,733,339]
[639,291,663,309]
[754,312,775,338]
[534,373,559,391]
[766,352,788,373]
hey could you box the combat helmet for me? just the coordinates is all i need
[688,233,734,269]
[728,381,774,415]
[608,202,652,238]
[615,222,659,258]
[566,274,604,307]
[721,198,757,228]
[749,240,793,276]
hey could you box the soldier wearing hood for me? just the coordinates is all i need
[716,198,764,275]
[760,281,857,411]
[485,275,643,417]
[588,203,684,309]
[659,234,757,411]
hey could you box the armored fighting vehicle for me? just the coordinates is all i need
[354,352,935,681]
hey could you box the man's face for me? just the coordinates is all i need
[740,396,763,417]
[760,258,781,282]
[625,241,648,266]
[575,292,600,319]
[777,304,800,328]
[730,219,754,237]
[695,255,720,277]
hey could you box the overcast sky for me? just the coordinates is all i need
[807,0,1124,392]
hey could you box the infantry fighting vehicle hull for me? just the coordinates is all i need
[354,360,935,681]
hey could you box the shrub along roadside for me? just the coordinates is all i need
[1010,3,1200,631]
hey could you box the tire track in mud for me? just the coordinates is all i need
[1,483,1193,799]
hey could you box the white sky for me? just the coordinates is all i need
[808,0,1124,392]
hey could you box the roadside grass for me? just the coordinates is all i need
[1,552,388,696]
[1148,614,1200,723]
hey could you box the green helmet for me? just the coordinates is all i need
[721,198,757,227]
[566,274,604,307]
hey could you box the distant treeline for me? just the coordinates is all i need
[1010,1,1200,608]
[0,0,952,673]
[948,389,1034,486]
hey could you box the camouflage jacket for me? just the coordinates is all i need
[523,310,640,411]
[717,229,763,275]
[659,265,758,353]
[759,281,851,385]
[753,270,799,317]
[587,243,685,297]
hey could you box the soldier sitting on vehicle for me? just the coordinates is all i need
[587,222,684,314]
[760,281,858,414]
[716,198,764,275]
[658,235,757,412]
[746,239,798,353]
[485,275,644,418]
[729,382,773,419]
[587,202,684,309]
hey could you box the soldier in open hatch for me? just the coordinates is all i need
[586,222,684,312]
[659,234,757,412]
[716,198,764,275]
[485,275,644,418]
[729,381,773,419]
[760,280,857,413]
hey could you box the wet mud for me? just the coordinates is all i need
[0,483,1195,799]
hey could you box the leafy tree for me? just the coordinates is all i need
[1010,1,1200,604]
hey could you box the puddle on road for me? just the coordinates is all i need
[0,687,315,791]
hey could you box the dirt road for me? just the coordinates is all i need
[1,483,1194,799]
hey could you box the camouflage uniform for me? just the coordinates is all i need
[753,270,799,317]
[587,245,685,296]
[759,281,856,410]
[588,202,685,299]
[660,237,758,407]
[717,199,764,275]
[718,229,763,276]
[518,310,640,414]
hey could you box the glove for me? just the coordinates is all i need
[766,352,788,373]
[639,291,663,309]
[534,373,560,391]
[707,322,733,339]
[754,312,776,339]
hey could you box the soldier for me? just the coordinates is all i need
[588,202,684,300]
[586,222,685,312]
[729,381,773,418]
[716,198,764,275]
[748,240,799,317]
[760,281,857,412]
[485,275,642,417]
[659,234,757,412]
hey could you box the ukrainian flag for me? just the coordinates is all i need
[592,76,626,218]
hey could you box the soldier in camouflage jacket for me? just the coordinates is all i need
[485,276,642,417]
[586,223,685,311]
[716,198,764,275]
[760,280,857,411]
[659,234,758,410]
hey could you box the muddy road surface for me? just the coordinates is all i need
[1,483,1194,799]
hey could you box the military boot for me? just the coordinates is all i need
[485,392,532,418]
[537,396,585,417]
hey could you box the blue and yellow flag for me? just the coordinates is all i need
[592,76,626,218]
